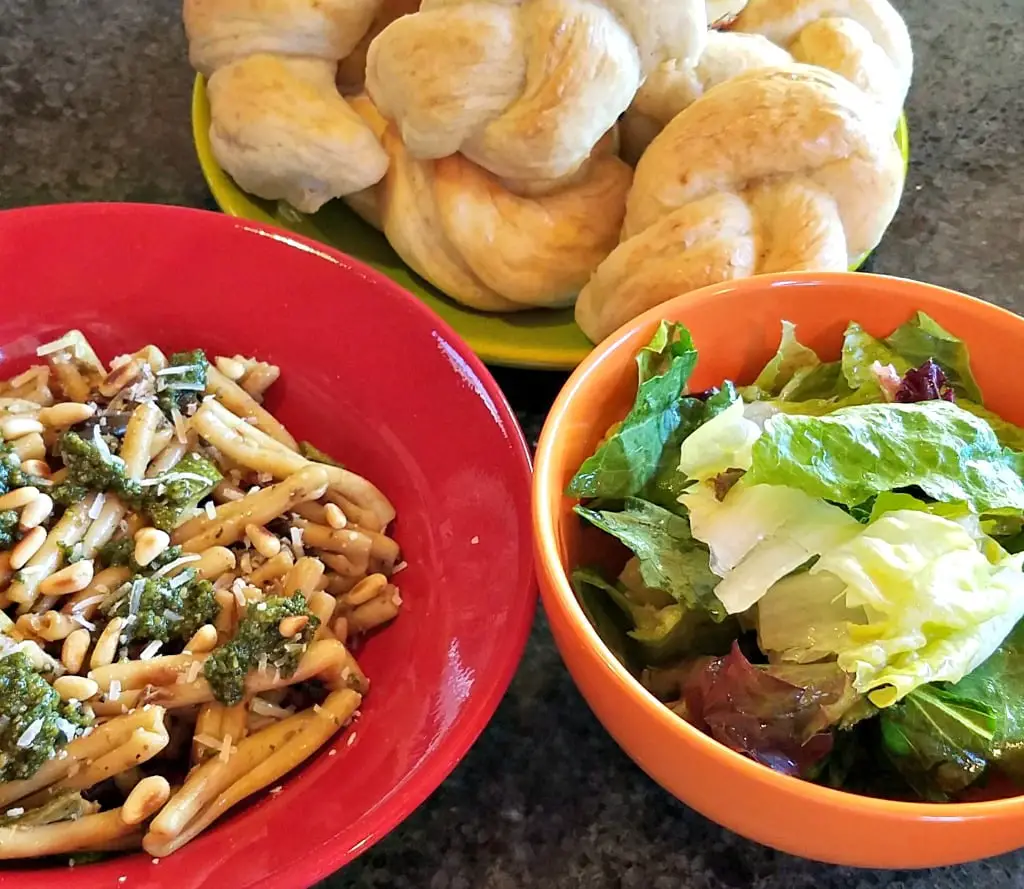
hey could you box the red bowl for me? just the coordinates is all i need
[0,204,535,889]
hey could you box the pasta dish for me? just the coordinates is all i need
[0,331,401,861]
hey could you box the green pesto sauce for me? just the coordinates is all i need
[53,432,221,533]
[0,510,19,549]
[54,431,141,504]
[143,452,222,532]
[156,350,208,418]
[112,569,219,645]
[0,445,23,497]
[95,537,134,569]
[203,593,319,706]
[0,652,92,782]
[98,540,187,573]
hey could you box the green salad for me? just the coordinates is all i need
[569,312,1024,801]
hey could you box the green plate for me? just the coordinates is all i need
[192,76,910,370]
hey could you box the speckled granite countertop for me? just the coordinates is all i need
[2,1,1024,886]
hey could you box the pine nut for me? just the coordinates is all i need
[62,628,92,673]
[19,493,53,530]
[133,528,170,567]
[278,615,309,638]
[215,356,246,381]
[37,402,97,427]
[53,675,100,702]
[245,524,281,559]
[0,486,40,510]
[324,503,348,530]
[11,526,47,569]
[332,616,349,645]
[121,775,171,826]
[184,623,218,654]
[12,434,45,462]
[343,573,388,607]
[90,617,125,669]
[0,416,44,440]
[18,460,51,479]
[39,559,95,596]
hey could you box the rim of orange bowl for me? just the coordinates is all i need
[533,270,1024,823]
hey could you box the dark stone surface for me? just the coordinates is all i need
[2,0,1024,886]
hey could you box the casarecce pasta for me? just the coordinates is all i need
[0,331,402,861]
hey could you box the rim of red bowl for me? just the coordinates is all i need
[533,271,1024,825]
[0,202,537,888]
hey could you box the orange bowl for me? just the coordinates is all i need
[533,271,1024,869]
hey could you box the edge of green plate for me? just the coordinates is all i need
[191,76,911,372]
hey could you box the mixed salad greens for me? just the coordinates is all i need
[569,312,1024,801]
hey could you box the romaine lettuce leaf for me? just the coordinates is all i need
[948,620,1024,781]
[813,510,1024,706]
[878,684,997,800]
[573,499,723,616]
[746,401,1024,513]
[678,398,761,482]
[757,571,865,664]
[841,322,908,391]
[568,322,702,500]
[960,399,1024,451]
[571,567,738,667]
[570,567,634,669]
[680,481,861,614]
[742,321,823,400]
[681,642,862,777]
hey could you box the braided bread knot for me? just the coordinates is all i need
[576,65,905,343]
[732,0,913,130]
[365,0,707,190]
[185,0,392,213]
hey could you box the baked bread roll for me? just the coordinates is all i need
[349,99,633,311]
[621,31,792,164]
[364,0,707,190]
[732,0,912,130]
[575,65,905,343]
[336,0,422,94]
[185,0,391,213]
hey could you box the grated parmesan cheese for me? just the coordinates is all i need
[391,561,408,575]
[139,640,163,661]
[185,660,202,684]
[171,406,188,444]
[5,807,24,818]
[128,579,146,620]
[70,613,96,632]
[168,571,194,590]
[204,500,217,519]
[108,680,122,702]
[289,527,305,558]
[156,365,199,377]
[151,554,202,579]
[88,493,106,520]
[347,732,357,747]
[16,719,44,748]
[138,472,216,488]
[250,697,294,719]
